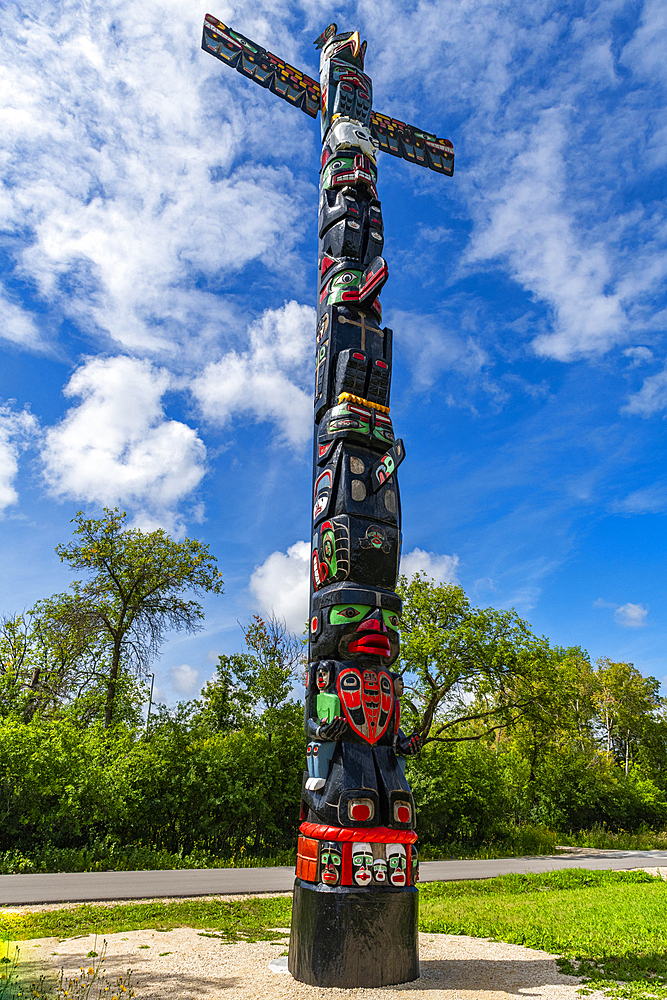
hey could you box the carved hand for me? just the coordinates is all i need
[396,732,423,756]
[317,716,348,740]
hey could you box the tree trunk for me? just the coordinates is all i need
[23,666,41,722]
[104,642,121,729]
[625,729,630,777]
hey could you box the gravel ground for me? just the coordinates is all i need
[15,929,605,1000]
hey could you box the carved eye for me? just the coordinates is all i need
[330,159,345,169]
[340,606,360,618]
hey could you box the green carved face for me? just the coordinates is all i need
[325,269,362,307]
[327,400,371,437]
[329,604,399,631]
[321,153,377,193]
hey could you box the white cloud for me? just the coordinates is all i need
[594,598,648,627]
[169,663,200,696]
[614,603,648,628]
[390,308,487,390]
[0,0,315,360]
[622,368,667,416]
[0,286,42,350]
[249,540,310,634]
[41,356,206,532]
[610,485,667,514]
[623,346,654,366]
[0,404,39,513]
[192,301,314,447]
[400,548,460,584]
[466,111,628,362]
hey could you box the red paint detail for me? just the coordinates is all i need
[341,841,353,885]
[348,635,391,657]
[311,616,318,633]
[380,672,393,718]
[355,868,372,885]
[350,803,371,821]
[397,806,411,824]
[356,618,380,632]
[299,822,417,844]
[352,352,365,360]
[391,871,406,886]
[337,666,392,743]
[376,360,388,368]
[320,255,336,276]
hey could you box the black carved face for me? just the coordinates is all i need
[316,664,331,690]
[310,586,401,667]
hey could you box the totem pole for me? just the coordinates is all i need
[201,16,454,988]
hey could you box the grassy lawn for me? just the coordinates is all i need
[3,871,667,999]
[0,895,293,944]
[420,870,667,1000]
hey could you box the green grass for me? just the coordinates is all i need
[558,828,667,852]
[5,869,667,1000]
[0,844,298,875]
[0,896,293,944]
[420,870,667,1000]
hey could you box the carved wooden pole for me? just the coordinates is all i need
[201,17,454,988]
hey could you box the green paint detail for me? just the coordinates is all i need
[329,604,371,625]
[316,691,341,723]
[321,525,337,576]
[382,610,400,632]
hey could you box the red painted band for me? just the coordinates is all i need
[300,822,417,844]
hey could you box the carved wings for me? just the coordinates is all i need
[202,14,455,177]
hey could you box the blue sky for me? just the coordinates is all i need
[1,0,667,704]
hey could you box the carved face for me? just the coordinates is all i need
[316,665,331,691]
[310,586,401,665]
[321,153,377,197]
[333,605,399,662]
[373,856,388,884]
[411,845,419,884]
[387,844,407,886]
[322,30,367,68]
[352,843,373,886]
[320,841,342,885]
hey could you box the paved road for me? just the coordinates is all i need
[3,849,667,906]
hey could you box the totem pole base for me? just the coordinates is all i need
[287,878,419,987]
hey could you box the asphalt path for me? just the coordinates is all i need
[3,848,667,906]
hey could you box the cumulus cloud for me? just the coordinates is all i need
[249,540,310,634]
[192,301,314,447]
[169,663,201,696]
[594,598,648,627]
[41,356,206,532]
[0,404,39,513]
[399,548,460,584]
[615,603,648,628]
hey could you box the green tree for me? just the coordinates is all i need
[396,574,553,744]
[593,658,663,775]
[55,508,224,728]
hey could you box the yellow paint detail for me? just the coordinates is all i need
[338,393,390,414]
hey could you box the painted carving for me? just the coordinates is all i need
[201,14,454,988]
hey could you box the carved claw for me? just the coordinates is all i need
[317,716,348,740]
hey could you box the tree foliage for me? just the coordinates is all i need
[55,508,224,727]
